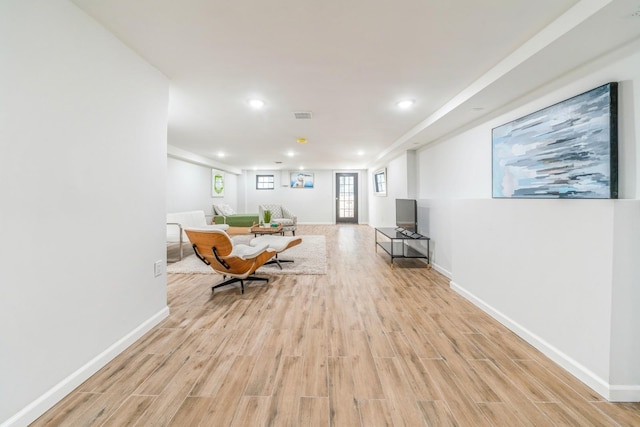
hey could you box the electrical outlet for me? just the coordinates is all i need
[154,260,163,277]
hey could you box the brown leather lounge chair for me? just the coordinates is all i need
[185,228,276,294]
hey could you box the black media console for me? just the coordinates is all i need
[375,227,430,267]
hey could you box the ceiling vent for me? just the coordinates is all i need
[293,111,313,119]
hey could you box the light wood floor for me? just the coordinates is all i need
[34,225,640,426]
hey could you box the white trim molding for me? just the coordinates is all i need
[608,385,640,403]
[2,307,170,427]
[431,263,452,279]
[450,281,639,403]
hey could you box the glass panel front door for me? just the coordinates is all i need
[336,173,358,223]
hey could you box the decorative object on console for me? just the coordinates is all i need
[492,82,618,199]
[211,169,225,197]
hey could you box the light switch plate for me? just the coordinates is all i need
[154,260,163,277]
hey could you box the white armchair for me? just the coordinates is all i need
[259,204,297,235]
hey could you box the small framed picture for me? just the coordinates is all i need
[373,168,386,196]
[290,172,314,188]
[212,169,225,197]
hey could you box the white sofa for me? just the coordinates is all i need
[167,210,229,261]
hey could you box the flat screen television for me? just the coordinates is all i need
[396,199,417,232]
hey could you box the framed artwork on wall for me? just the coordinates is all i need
[211,169,225,197]
[290,172,314,188]
[492,82,618,199]
[373,168,387,196]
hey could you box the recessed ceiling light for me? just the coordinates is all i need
[299,166,305,170]
[396,99,415,109]
[357,150,364,156]
[248,99,265,109]
[286,151,295,157]
[217,151,225,157]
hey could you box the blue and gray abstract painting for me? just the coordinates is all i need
[492,83,617,199]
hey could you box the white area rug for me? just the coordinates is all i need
[167,235,327,275]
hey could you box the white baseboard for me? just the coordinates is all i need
[450,281,640,403]
[2,307,170,427]
[431,262,452,279]
[298,221,334,225]
[608,385,640,402]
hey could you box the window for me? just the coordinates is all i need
[256,174,275,190]
[373,168,387,196]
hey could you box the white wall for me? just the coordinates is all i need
[244,170,333,223]
[451,199,615,384]
[414,129,492,277]
[242,169,369,224]
[167,156,238,218]
[0,1,170,425]
[415,199,453,278]
[610,201,640,390]
[370,154,411,228]
[411,42,640,401]
[166,167,369,225]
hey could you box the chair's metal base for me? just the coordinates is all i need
[166,223,184,262]
[213,275,269,294]
[166,242,185,263]
[263,258,294,270]
[262,252,295,270]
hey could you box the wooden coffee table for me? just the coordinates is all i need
[250,224,284,236]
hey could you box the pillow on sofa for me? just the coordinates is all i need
[214,203,235,216]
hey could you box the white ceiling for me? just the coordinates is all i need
[72,0,640,172]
